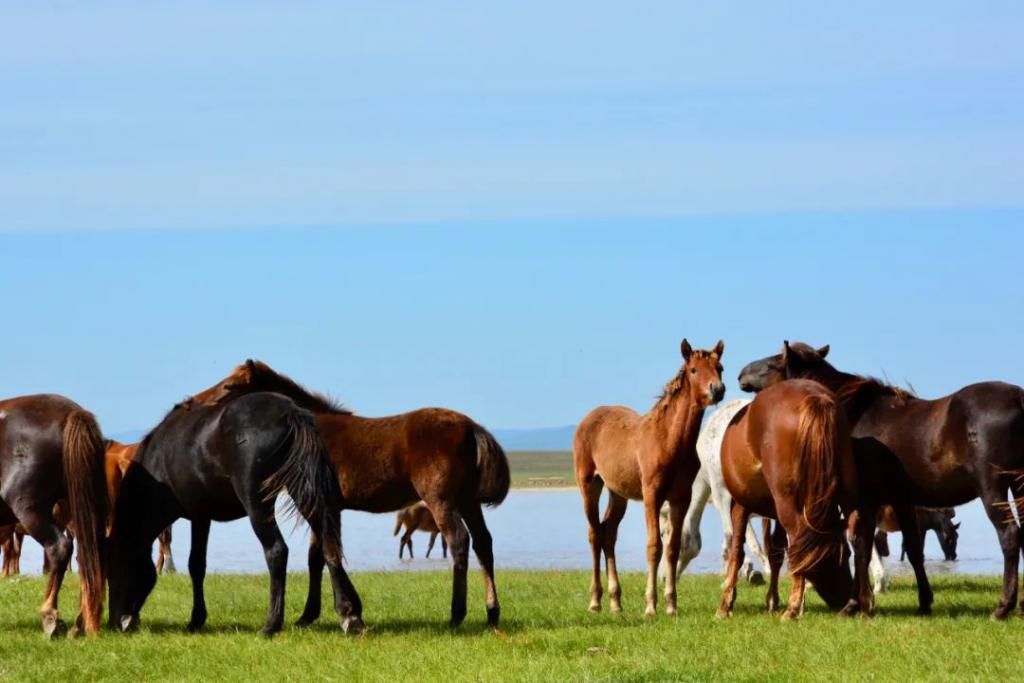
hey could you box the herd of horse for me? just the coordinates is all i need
[1,338,1021,639]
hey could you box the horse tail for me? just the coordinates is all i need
[474,423,510,507]
[787,393,843,576]
[262,410,344,565]
[394,510,405,536]
[63,409,108,634]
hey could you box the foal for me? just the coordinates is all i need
[575,339,725,616]
[394,502,447,559]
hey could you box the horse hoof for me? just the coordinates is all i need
[665,606,678,617]
[486,606,501,628]
[643,606,656,618]
[714,608,731,620]
[342,616,365,635]
[990,608,1011,621]
[748,571,765,587]
[186,622,204,634]
[119,614,140,633]
[258,626,280,638]
[780,610,799,622]
[295,617,316,629]
[588,601,601,612]
[43,617,68,640]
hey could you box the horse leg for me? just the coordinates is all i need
[663,497,687,616]
[19,508,73,638]
[245,503,289,637]
[869,541,887,595]
[460,502,501,628]
[1013,478,1024,614]
[601,491,628,613]
[845,506,876,617]
[296,532,325,627]
[426,531,438,558]
[744,516,769,584]
[642,485,667,617]
[442,535,448,558]
[427,502,470,627]
[676,472,709,579]
[186,519,210,633]
[979,483,1019,619]
[158,526,175,575]
[715,501,749,619]
[781,574,807,621]
[580,475,605,611]
[893,503,934,616]
[764,521,787,613]
[402,529,415,559]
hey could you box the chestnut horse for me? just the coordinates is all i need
[574,339,725,617]
[105,440,176,574]
[394,501,447,559]
[1,523,24,576]
[108,392,350,636]
[718,379,866,619]
[0,394,108,637]
[740,341,1024,618]
[183,359,511,629]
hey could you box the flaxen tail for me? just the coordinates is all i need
[262,410,344,565]
[787,393,844,576]
[63,409,108,634]
[474,423,510,507]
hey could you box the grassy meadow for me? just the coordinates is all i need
[1,570,1021,682]
[508,450,574,488]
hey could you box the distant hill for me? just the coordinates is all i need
[492,425,575,451]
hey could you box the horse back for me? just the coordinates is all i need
[574,405,644,499]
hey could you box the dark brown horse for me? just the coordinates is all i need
[0,394,108,636]
[574,339,725,617]
[740,340,1024,618]
[183,359,511,629]
[873,506,960,562]
[717,379,866,619]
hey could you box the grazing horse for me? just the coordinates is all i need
[107,392,351,637]
[718,379,865,619]
[395,502,447,559]
[867,506,959,594]
[182,359,511,629]
[574,339,725,617]
[0,394,108,637]
[739,340,1024,618]
[660,398,769,585]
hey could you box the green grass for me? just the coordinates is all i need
[508,450,573,487]
[1,571,1022,682]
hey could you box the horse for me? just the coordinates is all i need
[0,440,176,578]
[395,502,447,559]
[181,359,511,629]
[107,392,352,637]
[739,340,1024,618]
[0,394,108,637]
[717,379,867,620]
[660,397,769,586]
[867,506,959,594]
[574,339,725,617]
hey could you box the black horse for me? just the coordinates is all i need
[108,391,362,636]
[740,341,1024,618]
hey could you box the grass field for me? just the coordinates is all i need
[508,450,573,487]
[1,571,1021,682]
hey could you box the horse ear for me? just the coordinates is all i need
[713,339,725,359]
[954,522,961,529]
[781,340,791,362]
[681,339,693,361]
[817,344,830,359]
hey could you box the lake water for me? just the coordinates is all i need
[12,491,1005,577]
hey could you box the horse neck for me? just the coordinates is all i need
[648,387,704,460]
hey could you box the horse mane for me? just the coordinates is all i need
[184,359,352,415]
[833,374,916,417]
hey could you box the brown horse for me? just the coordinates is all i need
[574,339,725,616]
[717,379,866,619]
[873,506,959,562]
[739,340,1024,618]
[394,501,447,559]
[0,440,175,578]
[0,394,108,637]
[182,359,511,629]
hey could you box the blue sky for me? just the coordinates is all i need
[1,4,1022,433]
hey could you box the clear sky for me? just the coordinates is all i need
[2,4,1022,433]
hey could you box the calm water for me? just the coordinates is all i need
[13,491,1002,576]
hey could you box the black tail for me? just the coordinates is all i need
[262,410,343,565]
[474,423,510,507]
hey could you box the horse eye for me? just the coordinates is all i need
[690,368,697,375]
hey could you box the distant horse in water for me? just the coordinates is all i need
[183,359,510,629]
[395,502,447,559]
[0,394,108,637]
[740,340,1024,618]
[108,392,350,637]
[660,398,768,585]
[718,379,867,619]
[574,339,725,617]
[0,440,175,578]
